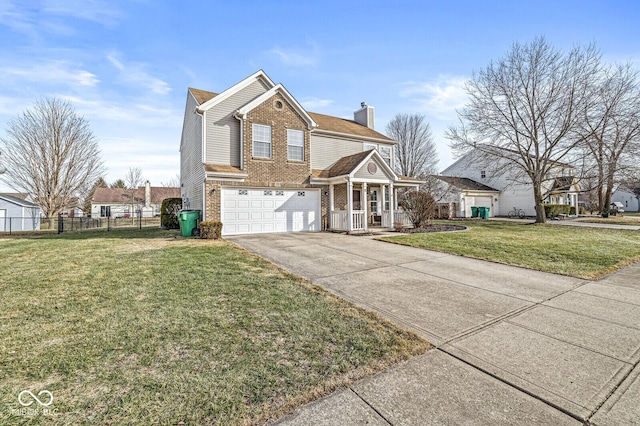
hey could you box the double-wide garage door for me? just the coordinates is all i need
[221,188,321,235]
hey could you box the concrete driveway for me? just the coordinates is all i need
[228,232,640,425]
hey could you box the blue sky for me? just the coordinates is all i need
[0,0,638,192]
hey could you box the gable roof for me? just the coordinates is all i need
[187,70,393,143]
[236,84,317,129]
[309,112,393,142]
[550,176,579,192]
[435,176,499,192]
[92,187,180,204]
[196,70,276,112]
[189,88,218,105]
[312,149,399,181]
[0,194,40,208]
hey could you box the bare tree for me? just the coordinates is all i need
[161,174,180,187]
[0,98,104,219]
[578,63,640,213]
[82,177,108,214]
[124,167,144,216]
[446,37,601,223]
[386,113,438,178]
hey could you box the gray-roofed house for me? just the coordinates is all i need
[0,194,41,232]
[180,70,423,235]
[90,181,180,218]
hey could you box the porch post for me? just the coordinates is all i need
[347,180,353,231]
[389,183,394,228]
[362,182,368,231]
[381,184,386,227]
[329,183,334,229]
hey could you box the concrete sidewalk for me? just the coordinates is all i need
[491,216,640,230]
[229,232,640,425]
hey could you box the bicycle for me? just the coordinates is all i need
[507,207,526,219]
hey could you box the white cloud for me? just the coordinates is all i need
[42,0,123,26]
[106,53,172,95]
[300,97,333,110]
[399,76,469,120]
[269,45,319,67]
[0,61,99,87]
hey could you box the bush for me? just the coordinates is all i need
[570,206,586,215]
[399,191,436,228]
[543,204,570,218]
[161,198,182,229]
[200,221,223,239]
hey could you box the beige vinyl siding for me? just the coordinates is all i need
[180,93,205,211]
[310,134,365,169]
[205,79,270,167]
[354,157,392,180]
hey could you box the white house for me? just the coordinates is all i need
[179,70,423,236]
[439,148,580,217]
[0,194,41,231]
[611,187,640,212]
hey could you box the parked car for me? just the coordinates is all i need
[610,201,625,216]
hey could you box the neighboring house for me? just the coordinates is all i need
[179,70,422,236]
[612,187,640,212]
[91,181,180,218]
[0,194,41,231]
[438,148,580,217]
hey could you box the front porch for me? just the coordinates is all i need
[326,182,415,232]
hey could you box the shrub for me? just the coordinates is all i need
[200,221,223,239]
[543,204,570,218]
[570,206,586,215]
[399,191,436,228]
[161,198,182,229]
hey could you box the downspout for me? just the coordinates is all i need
[195,107,205,164]
[234,111,245,170]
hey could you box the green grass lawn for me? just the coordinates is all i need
[575,216,640,226]
[0,229,428,425]
[381,220,640,279]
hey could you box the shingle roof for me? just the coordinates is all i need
[189,88,218,105]
[551,176,575,192]
[308,112,393,141]
[318,150,374,178]
[187,86,393,141]
[204,164,245,174]
[92,187,180,204]
[0,194,40,208]
[436,176,499,192]
[0,192,29,200]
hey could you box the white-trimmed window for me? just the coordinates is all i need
[287,129,304,161]
[252,124,272,158]
[379,146,392,167]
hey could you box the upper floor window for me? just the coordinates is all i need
[480,170,486,179]
[379,146,391,167]
[252,124,272,158]
[287,129,304,161]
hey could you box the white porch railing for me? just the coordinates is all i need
[382,210,413,228]
[331,210,365,231]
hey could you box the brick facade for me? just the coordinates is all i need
[204,92,321,223]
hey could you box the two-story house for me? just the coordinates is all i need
[179,70,422,236]
[438,148,580,217]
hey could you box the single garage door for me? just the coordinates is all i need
[221,188,321,235]
[470,196,493,217]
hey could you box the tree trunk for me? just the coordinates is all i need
[532,181,547,223]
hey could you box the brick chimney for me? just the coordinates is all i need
[354,102,375,130]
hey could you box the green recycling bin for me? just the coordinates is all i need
[471,206,479,218]
[480,207,490,219]
[178,210,201,237]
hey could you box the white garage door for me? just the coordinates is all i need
[0,209,5,232]
[221,188,321,235]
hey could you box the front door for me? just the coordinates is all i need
[370,188,381,215]
[353,190,361,210]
